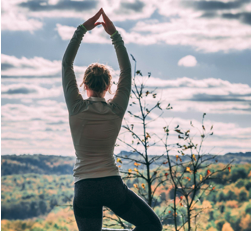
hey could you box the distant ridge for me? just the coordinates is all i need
[1,151,250,176]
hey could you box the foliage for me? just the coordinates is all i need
[1,165,250,230]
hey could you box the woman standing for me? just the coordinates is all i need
[62,7,162,231]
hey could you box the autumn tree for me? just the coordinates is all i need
[102,54,233,231]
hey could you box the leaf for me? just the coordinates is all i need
[117,158,122,164]
[148,72,151,78]
[210,125,213,130]
[180,196,183,200]
[141,183,145,189]
[163,126,169,133]
[203,113,206,118]
[176,155,179,161]
[165,172,168,177]
[163,161,168,164]
[210,132,214,135]
[152,93,157,98]
[146,91,150,96]
[157,102,162,110]
[200,175,203,181]
[118,165,121,168]
[178,135,183,139]
[228,166,231,173]
[134,168,138,172]
[134,162,141,166]
[146,132,151,139]
[136,70,142,76]
[175,129,183,134]
[207,169,211,176]
[192,154,197,161]
[185,130,190,135]
[175,125,179,129]
[190,121,194,127]
[181,151,185,156]
[186,167,191,173]
[202,125,205,130]
[130,54,136,61]
[133,184,139,189]
[128,169,132,173]
[201,134,205,138]
[187,177,191,181]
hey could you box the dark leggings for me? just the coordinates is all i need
[73,175,163,231]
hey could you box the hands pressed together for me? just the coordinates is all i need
[83,8,116,36]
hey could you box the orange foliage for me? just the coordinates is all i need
[225,200,239,208]
[222,222,234,231]
[240,214,251,231]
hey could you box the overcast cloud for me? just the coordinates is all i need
[1,0,251,156]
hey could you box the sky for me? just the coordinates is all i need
[1,0,251,156]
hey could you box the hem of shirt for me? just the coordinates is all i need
[74,172,121,184]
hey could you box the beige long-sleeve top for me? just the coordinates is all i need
[62,25,132,183]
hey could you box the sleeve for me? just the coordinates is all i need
[109,30,132,118]
[62,25,88,116]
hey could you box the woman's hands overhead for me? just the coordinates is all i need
[100,8,117,36]
[82,8,103,31]
[82,8,117,36]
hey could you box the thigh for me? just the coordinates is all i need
[73,179,104,231]
[104,178,162,229]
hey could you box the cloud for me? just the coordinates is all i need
[1,54,62,77]
[126,76,251,114]
[1,83,61,99]
[131,16,251,53]
[1,54,92,78]
[2,101,251,155]
[183,0,250,11]
[56,24,111,43]
[3,0,251,52]
[2,54,250,115]
[120,0,145,12]
[1,0,43,31]
[19,0,97,12]
[222,12,251,25]
[2,73,251,155]
[178,55,197,67]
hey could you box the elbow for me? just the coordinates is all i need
[62,58,68,68]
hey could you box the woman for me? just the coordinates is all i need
[62,7,162,231]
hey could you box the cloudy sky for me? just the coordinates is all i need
[1,0,251,156]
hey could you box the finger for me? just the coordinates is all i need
[94,22,102,27]
[93,8,102,20]
[101,9,110,22]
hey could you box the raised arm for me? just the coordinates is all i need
[62,9,102,116]
[62,25,87,116]
[110,31,132,118]
[101,9,132,118]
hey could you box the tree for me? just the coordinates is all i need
[102,54,233,231]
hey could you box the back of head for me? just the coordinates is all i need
[80,63,113,97]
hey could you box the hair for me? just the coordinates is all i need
[80,63,114,97]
